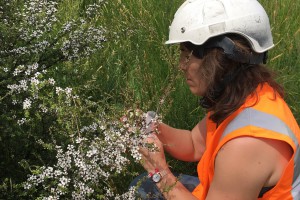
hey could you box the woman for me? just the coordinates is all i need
[132,0,300,199]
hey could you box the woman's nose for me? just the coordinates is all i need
[179,53,192,71]
[179,61,188,71]
[179,49,193,71]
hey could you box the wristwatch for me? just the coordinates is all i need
[148,168,168,183]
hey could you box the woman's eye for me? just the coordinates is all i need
[185,55,191,63]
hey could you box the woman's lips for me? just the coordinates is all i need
[186,79,193,85]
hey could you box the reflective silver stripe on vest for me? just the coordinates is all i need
[293,148,300,199]
[221,108,300,198]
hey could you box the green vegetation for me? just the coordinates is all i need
[262,0,300,120]
[0,0,299,198]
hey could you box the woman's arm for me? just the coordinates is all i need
[156,172,198,200]
[206,136,293,200]
[156,115,207,162]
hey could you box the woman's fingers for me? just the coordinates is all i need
[139,133,169,172]
[139,136,157,157]
[140,134,161,155]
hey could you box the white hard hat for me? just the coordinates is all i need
[166,0,274,53]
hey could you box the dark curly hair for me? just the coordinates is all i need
[183,34,284,124]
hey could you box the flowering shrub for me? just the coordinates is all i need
[24,106,161,199]
[0,0,151,199]
[0,0,180,199]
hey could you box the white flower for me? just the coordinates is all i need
[65,87,72,97]
[23,98,32,109]
[48,78,55,85]
[13,69,22,76]
[23,182,32,190]
[75,137,87,144]
[86,147,98,158]
[30,77,40,86]
[39,105,48,113]
[58,176,70,187]
[55,87,63,95]
[17,118,26,125]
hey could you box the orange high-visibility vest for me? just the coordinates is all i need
[192,84,300,199]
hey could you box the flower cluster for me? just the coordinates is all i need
[7,63,45,94]
[1,0,106,125]
[60,22,106,60]
[24,109,162,199]
[85,3,103,18]
[18,0,58,41]
[5,62,80,124]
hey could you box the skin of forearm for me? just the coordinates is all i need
[157,123,198,161]
[156,172,198,200]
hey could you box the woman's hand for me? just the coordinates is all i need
[139,133,169,173]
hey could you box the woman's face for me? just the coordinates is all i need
[179,43,207,96]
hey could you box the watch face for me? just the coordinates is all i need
[152,173,161,183]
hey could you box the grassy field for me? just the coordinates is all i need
[261,0,300,120]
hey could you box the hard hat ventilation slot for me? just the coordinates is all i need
[181,27,186,33]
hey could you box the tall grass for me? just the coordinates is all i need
[91,0,202,127]
[261,0,300,121]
